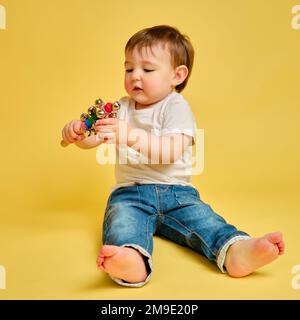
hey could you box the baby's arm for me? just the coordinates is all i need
[94,118,192,161]
[128,130,192,163]
[74,134,103,149]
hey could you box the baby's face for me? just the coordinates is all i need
[124,43,177,108]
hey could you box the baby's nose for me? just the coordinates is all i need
[131,69,142,80]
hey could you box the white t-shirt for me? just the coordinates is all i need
[110,91,198,193]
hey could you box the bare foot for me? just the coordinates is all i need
[224,232,285,277]
[96,245,148,283]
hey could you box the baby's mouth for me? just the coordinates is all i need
[133,87,143,92]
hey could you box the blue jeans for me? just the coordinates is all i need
[102,184,250,287]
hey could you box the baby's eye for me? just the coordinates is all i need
[144,69,154,72]
[125,69,133,73]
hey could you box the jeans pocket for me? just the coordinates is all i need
[174,187,200,206]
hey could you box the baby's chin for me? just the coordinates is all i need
[130,93,166,107]
[130,94,156,106]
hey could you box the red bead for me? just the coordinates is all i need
[104,103,113,113]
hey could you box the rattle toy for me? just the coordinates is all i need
[60,98,121,147]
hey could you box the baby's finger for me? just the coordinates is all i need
[68,125,79,141]
[74,120,83,135]
[75,134,85,141]
[65,130,76,143]
[65,131,76,143]
[96,118,118,126]
[63,126,73,143]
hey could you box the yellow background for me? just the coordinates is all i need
[0,0,299,299]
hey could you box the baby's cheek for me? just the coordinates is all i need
[124,78,131,92]
[148,82,165,99]
[144,81,158,94]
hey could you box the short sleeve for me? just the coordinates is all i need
[161,94,197,144]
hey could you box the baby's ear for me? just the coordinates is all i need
[172,65,189,86]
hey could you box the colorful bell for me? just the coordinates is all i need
[80,98,121,137]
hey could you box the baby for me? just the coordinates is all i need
[61,25,285,287]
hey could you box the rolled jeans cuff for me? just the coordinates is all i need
[217,235,252,273]
[109,244,153,287]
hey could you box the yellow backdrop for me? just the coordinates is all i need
[0,0,299,299]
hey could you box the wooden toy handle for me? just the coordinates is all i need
[60,139,69,147]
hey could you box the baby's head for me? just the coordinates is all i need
[124,25,194,107]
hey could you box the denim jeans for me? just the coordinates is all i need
[102,184,250,287]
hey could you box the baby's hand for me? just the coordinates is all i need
[61,120,85,144]
[94,118,130,144]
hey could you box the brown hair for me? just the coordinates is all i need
[125,25,194,93]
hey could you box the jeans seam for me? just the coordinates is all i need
[145,215,151,252]
[136,185,153,253]
[136,185,141,207]
[155,185,162,215]
[165,215,216,257]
